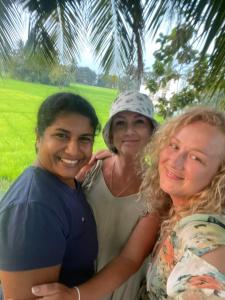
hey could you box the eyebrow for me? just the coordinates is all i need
[80,133,94,137]
[55,128,94,137]
[55,128,70,133]
[114,113,145,119]
[170,137,208,156]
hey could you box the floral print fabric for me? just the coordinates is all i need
[146,214,225,299]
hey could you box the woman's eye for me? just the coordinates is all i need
[135,119,145,125]
[79,137,93,144]
[55,133,68,139]
[169,143,178,150]
[190,154,201,162]
[114,120,125,127]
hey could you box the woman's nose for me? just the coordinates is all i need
[65,139,80,155]
[171,152,186,169]
[124,123,135,134]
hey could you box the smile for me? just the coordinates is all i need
[166,168,184,180]
[60,158,79,166]
[122,140,139,143]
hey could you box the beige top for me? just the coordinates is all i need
[83,160,148,300]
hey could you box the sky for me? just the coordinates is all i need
[77,37,160,73]
[19,8,163,75]
[19,5,213,77]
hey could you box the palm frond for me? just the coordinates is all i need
[90,0,144,78]
[20,0,84,64]
[144,0,225,89]
[0,0,21,61]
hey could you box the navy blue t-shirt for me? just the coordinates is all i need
[0,166,98,287]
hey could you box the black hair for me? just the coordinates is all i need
[36,92,101,136]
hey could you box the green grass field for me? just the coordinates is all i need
[0,78,162,192]
[0,78,118,190]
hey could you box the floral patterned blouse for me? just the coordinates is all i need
[145,214,225,299]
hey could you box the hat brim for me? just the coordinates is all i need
[102,111,158,152]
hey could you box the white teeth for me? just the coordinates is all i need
[61,158,78,166]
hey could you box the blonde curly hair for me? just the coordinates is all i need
[140,106,225,236]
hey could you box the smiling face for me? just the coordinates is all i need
[111,111,153,157]
[36,113,94,188]
[159,121,225,207]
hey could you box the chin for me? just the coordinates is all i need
[123,151,139,158]
[160,183,175,196]
[56,169,77,180]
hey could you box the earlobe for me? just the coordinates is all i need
[35,134,41,153]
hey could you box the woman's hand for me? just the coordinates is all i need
[76,150,113,182]
[31,283,77,300]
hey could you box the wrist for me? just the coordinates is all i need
[74,286,80,300]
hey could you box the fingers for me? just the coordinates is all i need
[87,154,98,166]
[76,150,113,182]
[76,165,92,182]
[31,283,77,300]
[32,283,64,296]
[95,150,113,160]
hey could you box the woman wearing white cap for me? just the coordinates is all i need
[31,91,160,300]
[83,91,159,300]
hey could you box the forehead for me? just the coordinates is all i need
[113,111,146,119]
[49,113,94,133]
[173,122,225,158]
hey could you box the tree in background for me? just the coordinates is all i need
[96,73,118,89]
[76,67,97,85]
[0,0,224,91]
[96,65,139,90]
[5,40,73,86]
[117,64,141,91]
[48,64,72,87]
[145,25,225,117]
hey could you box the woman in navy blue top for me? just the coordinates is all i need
[0,92,100,299]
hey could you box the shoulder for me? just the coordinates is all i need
[82,159,104,190]
[175,214,225,256]
[167,215,225,298]
[0,167,73,226]
[0,167,35,208]
[176,214,225,235]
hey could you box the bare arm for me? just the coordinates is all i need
[32,213,160,300]
[179,246,225,300]
[0,265,60,299]
[167,246,225,300]
[176,290,221,300]
[201,245,225,274]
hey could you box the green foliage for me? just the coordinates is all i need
[146,79,158,94]
[0,78,118,190]
[97,73,119,89]
[117,65,141,91]
[48,64,71,87]
[145,25,225,117]
[1,0,225,88]
[76,67,97,86]
[5,40,75,86]
[170,89,196,112]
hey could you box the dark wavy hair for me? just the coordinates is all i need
[36,92,101,136]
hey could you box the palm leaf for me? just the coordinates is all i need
[144,0,225,89]
[19,0,84,64]
[90,0,144,78]
[0,0,21,61]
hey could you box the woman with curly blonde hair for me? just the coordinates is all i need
[140,106,225,299]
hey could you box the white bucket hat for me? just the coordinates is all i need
[103,91,158,151]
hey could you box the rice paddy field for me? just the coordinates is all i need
[0,78,118,191]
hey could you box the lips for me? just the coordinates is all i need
[122,139,139,143]
[60,158,79,166]
[165,168,184,180]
